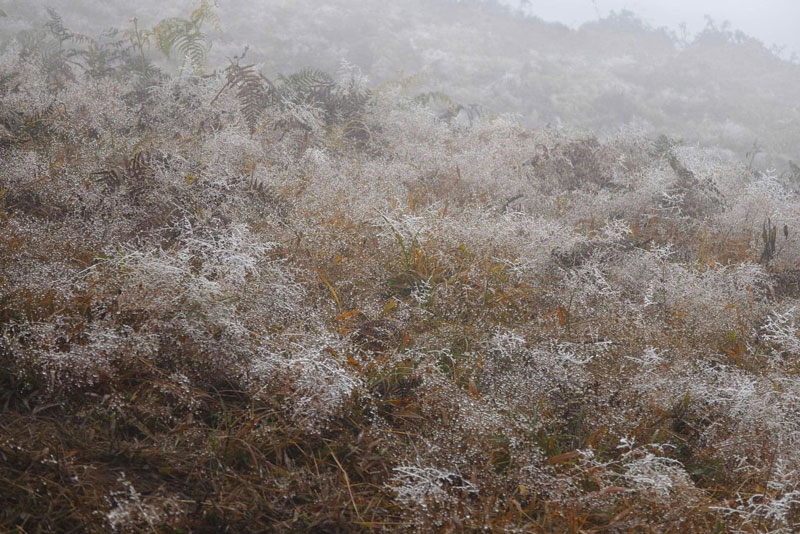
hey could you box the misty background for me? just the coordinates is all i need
[2,0,799,171]
[507,0,800,57]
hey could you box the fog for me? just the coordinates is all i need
[2,0,800,169]
[507,0,800,56]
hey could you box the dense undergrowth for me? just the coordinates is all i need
[2,7,800,534]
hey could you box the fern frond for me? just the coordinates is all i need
[277,68,372,129]
[279,68,335,103]
[175,31,210,73]
[219,59,276,132]
[44,8,90,46]
[93,151,153,199]
[45,8,70,43]
[0,71,17,94]
[152,17,210,74]
[152,18,192,60]
[190,0,222,32]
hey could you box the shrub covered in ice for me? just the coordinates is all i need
[2,9,800,532]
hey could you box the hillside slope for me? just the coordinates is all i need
[1,5,800,533]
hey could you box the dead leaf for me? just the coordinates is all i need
[548,451,579,464]
[557,306,569,326]
[335,309,361,322]
[468,378,480,398]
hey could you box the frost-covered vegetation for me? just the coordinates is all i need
[9,0,800,172]
[1,4,800,533]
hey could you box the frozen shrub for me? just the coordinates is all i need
[105,473,186,534]
[606,439,697,499]
[249,330,359,428]
[9,319,159,394]
[713,457,800,533]
[3,11,800,532]
[389,464,478,507]
[759,307,800,359]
